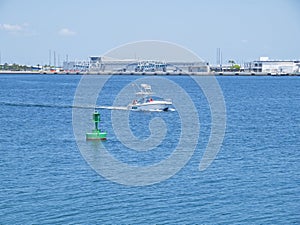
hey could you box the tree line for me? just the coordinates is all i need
[0,63,42,71]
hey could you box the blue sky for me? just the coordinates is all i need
[0,0,299,65]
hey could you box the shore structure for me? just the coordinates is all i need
[243,57,300,75]
[1,70,299,76]
[1,56,300,76]
[61,56,300,75]
[87,56,210,73]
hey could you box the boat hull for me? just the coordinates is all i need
[129,100,172,111]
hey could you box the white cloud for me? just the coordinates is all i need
[0,23,35,36]
[0,23,23,32]
[58,28,76,36]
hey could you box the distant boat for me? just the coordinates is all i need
[127,84,172,111]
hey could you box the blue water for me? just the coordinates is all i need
[0,74,299,224]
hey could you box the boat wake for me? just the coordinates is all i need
[96,106,128,110]
[0,101,175,112]
[0,101,77,109]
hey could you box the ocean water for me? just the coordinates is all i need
[0,74,299,224]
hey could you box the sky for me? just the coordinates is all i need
[0,0,299,65]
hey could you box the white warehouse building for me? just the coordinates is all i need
[89,56,209,73]
[245,57,300,74]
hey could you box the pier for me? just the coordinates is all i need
[1,70,299,76]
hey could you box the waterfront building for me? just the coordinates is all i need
[244,57,300,74]
[63,60,89,72]
[89,56,137,72]
[169,61,209,73]
[88,56,209,73]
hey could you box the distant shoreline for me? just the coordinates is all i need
[0,70,299,76]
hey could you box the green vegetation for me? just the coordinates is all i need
[228,60,241,71]
[231,64,241,71]
[0,63,42,71]
[228,60,235,65]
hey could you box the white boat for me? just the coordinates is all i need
[128,84,172,111]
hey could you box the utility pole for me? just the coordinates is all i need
[220,51,223,71]
[217,48,222,71]
[216,48,220,65]
[49,50,51,66]
[53,51,56,67]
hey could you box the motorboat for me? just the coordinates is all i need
[128,84,172,111]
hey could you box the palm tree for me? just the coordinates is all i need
[228,60,235,65]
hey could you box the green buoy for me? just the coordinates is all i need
[86,111,107,141]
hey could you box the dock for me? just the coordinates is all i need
[0,70,299,76]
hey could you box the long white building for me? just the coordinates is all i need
[89,56,209,73]
[245,57,300,74]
